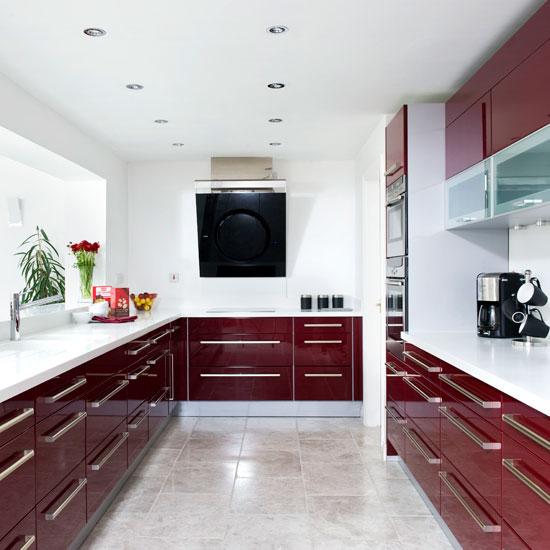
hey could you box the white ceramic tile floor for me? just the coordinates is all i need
[82,417,453,549]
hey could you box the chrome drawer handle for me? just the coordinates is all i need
[200,340,281,345]
[150,388,169,407]
[403,427,440,464]
[403,351,441,373]
[403,377,441,403]
[150,329,172,344]
[0,408,34,433]
[90,432,129,471]
[91,380,129,408]
[303,340,342,344]
[387,323,404,327]
[439,374,500,409]
[386,362,407,377]
[126,340,151,356]
[128,409,148,429]
[15,535,36,550]
[169,326,181,333]
[199,373,281,378]
[127,364,151,380]
[44,478,87,521]
[146,350,169,365]
[304,373,343,378]
[385,405,406,425]
[502,414,550,452]
[439,407,501,450]
[0,449,34,482]
[439,471,501,533]
[169,352,175,401]
[42,412,87,443]
[303,323,343,328]
[44,377,87,404]
[503,458,550,505]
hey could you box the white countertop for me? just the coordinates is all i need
[402,331,550,416]
[0,307,361,403]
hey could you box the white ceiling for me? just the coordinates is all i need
[0,0,543,161]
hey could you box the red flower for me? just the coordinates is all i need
[68,240,100,254]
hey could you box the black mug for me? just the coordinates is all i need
[502,297,526,323]
[519,308,550,338]
[517,279,548,307]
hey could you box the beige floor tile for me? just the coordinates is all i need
[192,417,247,437]
[366,459,408,480]
[299,439,363,464]
[133,448,181,478]
[302,463,377,496]
[307,495,388,517]
[241,432,300,452]
[390,516,453,550]
[107,475,166,515]
[163,461,237,494]
[178,437,243,462]
[246,417,298,433]
[296,418,355,440]
[237,450,302,477]
[374,479,432,516]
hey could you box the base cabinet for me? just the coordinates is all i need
[295,366,352,400]
[0,511,35,550]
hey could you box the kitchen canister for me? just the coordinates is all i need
[332,294,344,309]
[300,295,313,311]
[317,295,330,310]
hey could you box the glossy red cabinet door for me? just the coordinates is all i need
[171,319,187,403]
[446,93,491,178]
[386,403,407,459]
[294,317,351,335]
[127,404,149,465]
[492,39,550,153]
[35,374,88,423]
[0,428,35,540]
[295,366,351,400]
[36,461,87,550]
[35,398,86,501]
[385,106,407,185]
[149,387,169,439]
[0,510,35,550]
[403,375,441,448]
[0,394,34,450]
[294,333,352,368]
[190,317,292,335]
[502,521,530,549]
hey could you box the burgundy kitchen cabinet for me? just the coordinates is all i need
[445,93,491,178]
[294,317,352,334]
[502,521,530,550]
[190,317,292,335]
[0,391,34,450]
[492,39,550,154]
[0,510,35,550]
[170,318,187,405]
[385,105,407,186]
[294,334,352,368]
[294,366,352,400]
[127,402,149,465]
[353,317,363,401]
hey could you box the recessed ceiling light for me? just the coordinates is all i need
[172,142,185,147]
[126,84,144,90]
[154,119,169,124]
[83,28,106,37]
[267,82,285,89]
[268,25,288,34]
[269,118,283,123]
[269,142,282,146]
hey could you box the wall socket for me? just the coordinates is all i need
[169,272,180,283]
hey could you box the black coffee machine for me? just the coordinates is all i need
[477,272,524,338]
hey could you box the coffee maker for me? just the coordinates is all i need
[477,272,524,338]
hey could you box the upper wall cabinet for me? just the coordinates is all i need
[492,40,550,154]
[445,93,491,179]
[385,106,407,186]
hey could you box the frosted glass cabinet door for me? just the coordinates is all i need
[494,123,550,215]
[445,160,490,228]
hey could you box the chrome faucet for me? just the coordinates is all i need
[10,292,64,341]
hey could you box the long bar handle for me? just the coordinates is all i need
[44,478,87,520]
[439,472,501,533]
[15,535,36,550]
[126,341,151,356]
[150,388,169,407]
[386,280,405,287]
[199,373,281,378]
[403,377,441,403]
[90,432,129,471]
[128,409,148,429]
[386,362,407,377]
[303,339,342,344]
[169,352,175,401]
[42,412,87,443]
[403,427,441,464]
[439,374,501,409]
[384,162,402,177]
[200,340,281,345]
[304,373,343,378]
[0,408,34,434]
[403,351,441,373]
[151,329,172,344]
[146,350,169,365]
[0,450,34,482]
[303,323,343,328]
[502,414,550,452]
[502,459,550,505]
[127,364,151,380]
[385,404,407,425]
[439,407,501,450]
[44,377,87,404]
[91,380,129,408]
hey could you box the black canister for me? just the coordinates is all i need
[317,294,329,310]
[300,295,312,311]
[332,294,344,309]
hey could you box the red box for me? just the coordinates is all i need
[92,286,130,317]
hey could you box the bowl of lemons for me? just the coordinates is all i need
[131,292,157,311]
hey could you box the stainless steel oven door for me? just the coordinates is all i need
[386,278,406,346]
[386,195,406,258]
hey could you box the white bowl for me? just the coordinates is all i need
[72,311,93,324]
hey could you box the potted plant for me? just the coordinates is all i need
[68,240,100,301]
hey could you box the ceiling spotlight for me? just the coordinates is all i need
[269,142,282,146]
[154,119,169,124]
[269,118,283,123]
[268,25,288,34]
[83,28,106,37]
[172,142,185,147]
[267,82,285,89]
[126,84,144,90]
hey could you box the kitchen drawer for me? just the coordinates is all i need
[36,461,86,550]
[149,386,169,439]
[402,344,442,386]
[440,393,502,515]
[294,317,351,335]
[439,370,502,430]
[127,404,149,465]
[403,420,441,511]
[35,398,86,502]
[502,395,550,466]
[0,428,35,540]
[440,457,501,550]
[35,374,89,422]
[502,521,530,550]
[189,366,292,401]
[87,427,129,519]
[386,403,407,459]
[294,333,352,367]
[0,510,35,550]
[78,347,127,387]
[189,334,292,368]
[170,319,187,404]
[502,433,550,550]
[0,392,34,450]
[189,317,292,336]
[86,376,128,456]
[403,375,441,448]
[294,366,352,400]
[386,355,411,414]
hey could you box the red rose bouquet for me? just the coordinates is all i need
[68,240,100,300]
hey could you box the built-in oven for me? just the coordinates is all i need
[386,257,407,358]
[386,176,407,258]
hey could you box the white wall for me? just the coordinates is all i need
[127,160,358,309]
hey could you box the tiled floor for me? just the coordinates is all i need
[82,417,453,549]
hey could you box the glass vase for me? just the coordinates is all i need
[78,263,94,302]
